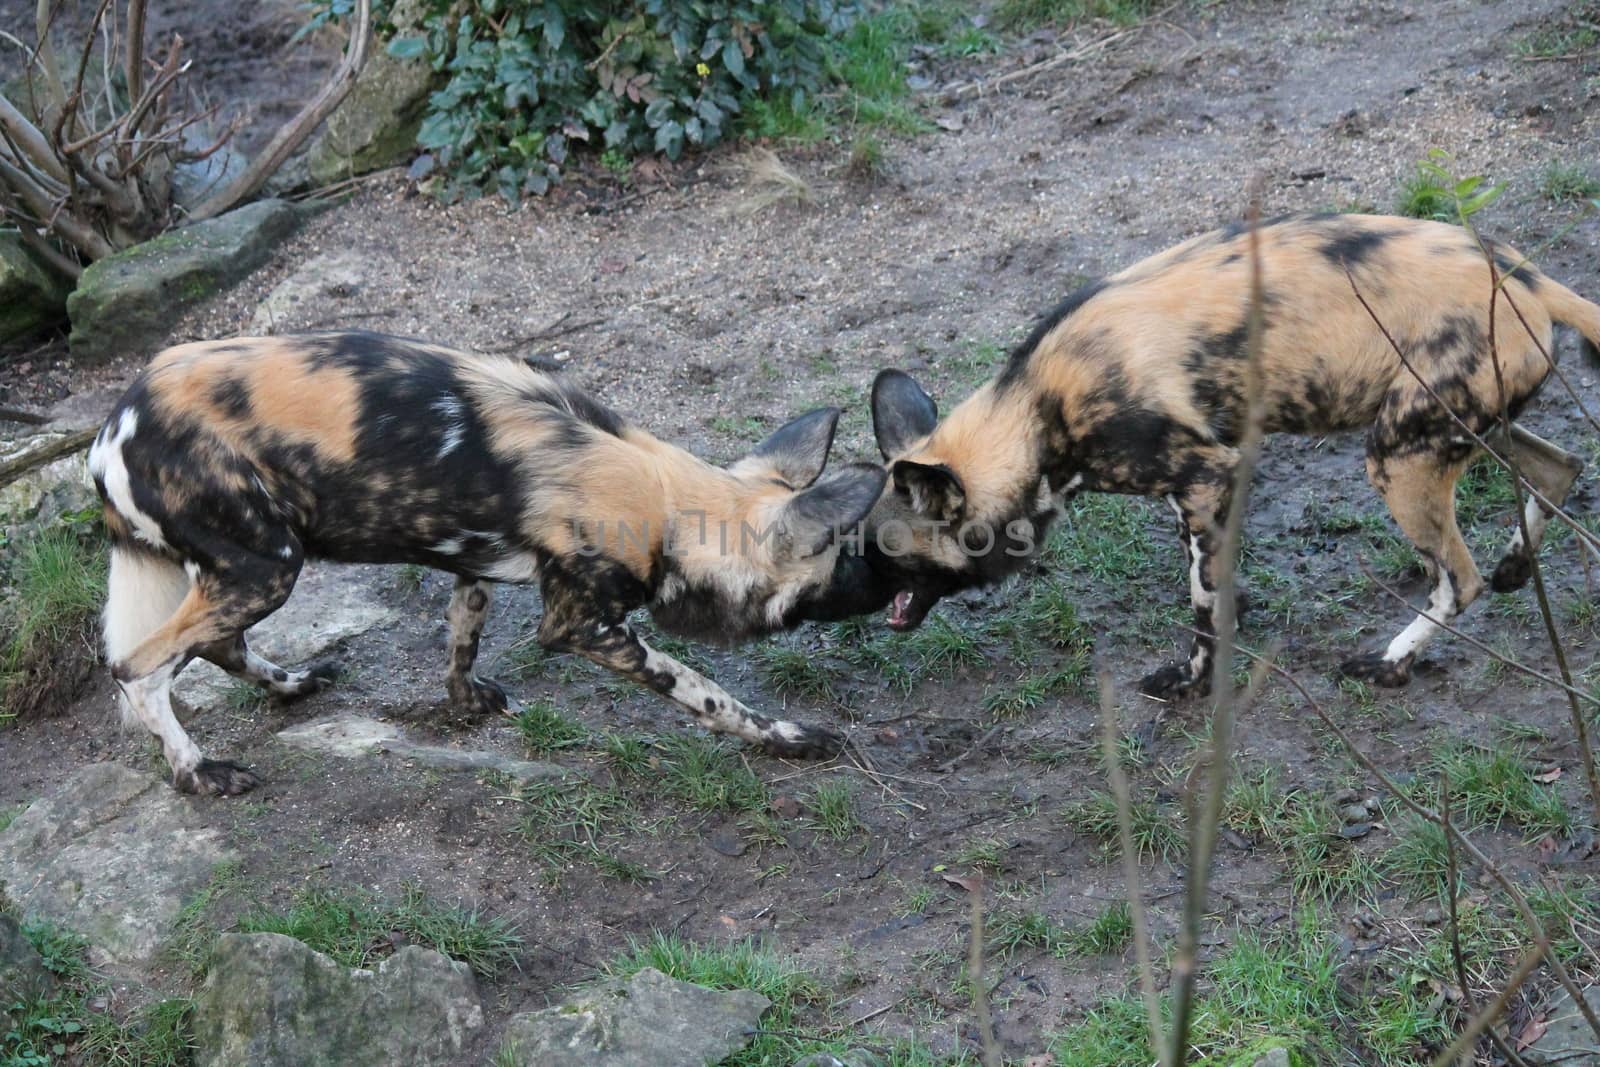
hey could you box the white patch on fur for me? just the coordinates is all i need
[483,551,540,583]
[434,395,466,458]
[1510,497,1550,556]
[1384,569,1456,662]
[279,544,294,560]
[432,538,463,556]
[92,409,168,549]
[103,547,192,677]
[1187,531,1213,608]
[655,572,687,604]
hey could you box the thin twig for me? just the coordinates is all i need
[966,876,1000,1067]
[0,406,50,425]
[1441,785,1477,1067]
[944,28,1134,99]
[1098,668,1164,1054]
[0,426,96,489]
[1428,946,1545,1067]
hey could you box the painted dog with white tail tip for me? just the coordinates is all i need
[91,331,889,794]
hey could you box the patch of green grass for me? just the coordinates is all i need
[1224,766,1289,840]
[1064,791,1185,861]
[0,521,107,723]
[1072,900,1133,956]
[515,777,642,878]
[1540,160,1600,202]
[237,883,521,976]
[1514,11,1600,58]
[644,628,717,677]
[709,415,768,441]
[989,908,1067,955]
[395,562,427,592]
[163,861,243,978]
[22,920,92,983]
[758,642,841,704]
[1045,496,1163,585]
[0,802,24,834]
[899,615,988,681]
[1455,455,1516,528]
[982,661,1087,718]
[806,780,864,840]
[897,883,936,917]
[1394,167,1456,222]
[950,836,1009,872]
[220,680,267,712]
[595,731,653,778]
[1383,812,1456,894]
[995,0,1159,33]
[1049,912,1341,1065]
[514,699,588,756]
[78,996,196,1067]
[1430,744,1573,837]
[657,734,770,813]
[500,634,555,680]
[942,338,1009,387]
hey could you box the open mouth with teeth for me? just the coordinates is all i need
[887,589,937,631]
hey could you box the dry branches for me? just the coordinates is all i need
[0,0,372,270]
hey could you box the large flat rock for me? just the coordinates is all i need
[0,763,234,968]
[498,967,770,1067]
[66,199,302,362]
[277,715,566,782]
[193,933,483,1067]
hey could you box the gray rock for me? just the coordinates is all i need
[306,0,441,184]
[1252,1049,1291,1067]
[793,1052,884,1067]
[67,199,302,361]
[0,447,95,530]
[1525,985,1600,1066]
[0,233,71,342]
[498,967,770,1067]
[277,715,566,782]
[193,932,483,1067]
[248,251,366,333]
[173,562,397,708]
[0,913,56,1007]
[172,143,252,212]
[0,763,235,968]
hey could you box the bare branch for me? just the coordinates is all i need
[0,95,70,184]
[965,878,1000,1067]
[0,156,112,259]
[187,0,372,220]
[1097,669,1164,1053]
[125,0,147,106]
[33,0,68,124]
[1163,184,1270,1067]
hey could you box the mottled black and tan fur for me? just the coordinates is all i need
[91,331,887,794]
[866,214,1598,698]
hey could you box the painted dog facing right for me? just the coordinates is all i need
[92,331,889,794]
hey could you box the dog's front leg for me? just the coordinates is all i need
[544,615,844,759]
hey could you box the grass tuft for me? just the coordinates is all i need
[514,699,588,756]
[995,0,1159,33]
[1064,791,1185,861]
[1540,161,1600,202]
[806,780,864,840]
[1,520,107,723]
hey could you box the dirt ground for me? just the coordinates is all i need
[3,0,1600,1063]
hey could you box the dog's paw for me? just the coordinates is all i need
[1138,663,1209,701]
[759,722,846,761]
[1339,651,1412,688]
[176,759,261,796]
[449,675,510,719]
[1490,553,1533,593]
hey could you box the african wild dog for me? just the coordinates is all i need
[91,331,889,795]
[864,214,1597,698]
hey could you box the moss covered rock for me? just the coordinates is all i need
[0,234,70,343]
[66,199,301,362]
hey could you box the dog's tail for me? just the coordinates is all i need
[103,544,190,726]
[1539,278,1600,368]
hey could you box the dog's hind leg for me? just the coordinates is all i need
[1341,444,1480,687]
[1481,423,1585,592]
[1138,454,1237,702]
[110,543,303,795]
[195,634,339,700]
[443,576,509,716]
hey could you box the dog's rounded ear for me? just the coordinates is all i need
[871,370,938,460]
[745,407,840,487]
[891,459,966,523]
[777,463,888,559]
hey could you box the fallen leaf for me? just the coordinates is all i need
[941,872,982,893]
[935,114,965,132]
[1516,1012,1547,1050]
[1532,767,1562,784]
[718,914,737,930]
[771,795,803,819]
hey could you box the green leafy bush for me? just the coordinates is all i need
[385,0,861,202]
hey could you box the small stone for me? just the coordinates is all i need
[1340,803,1370,822]
[1420,907,1444,925]
[705,829,747,857]
[1525,985,1600,1066]
[1339,822,1372,839]
[772,795,803,819]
